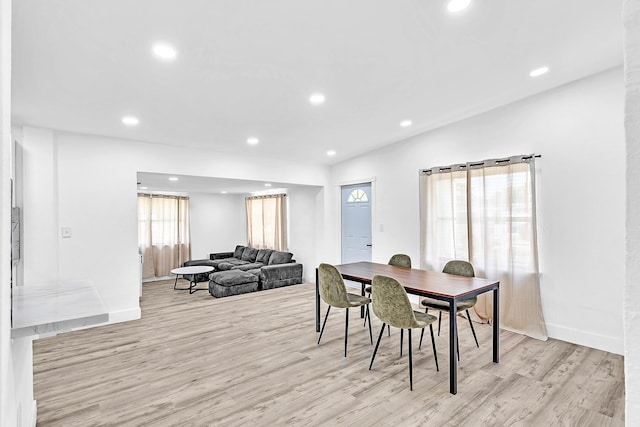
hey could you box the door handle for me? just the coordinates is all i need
[366,244,372,247]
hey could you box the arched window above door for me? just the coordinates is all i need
[347,189,369,203]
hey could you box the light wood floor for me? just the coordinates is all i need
[33,279,625,426]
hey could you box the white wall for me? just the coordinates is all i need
[2,1,36,425]
[288,186,323,282]
[188,192,246,259]
[624,0,640,422]
[14,129,329,323]
[329,67,626,354]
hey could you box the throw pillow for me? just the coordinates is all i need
[241,247,259,262]
[256,249,274,264]
[233,245,246,258]
[268,251,293,265]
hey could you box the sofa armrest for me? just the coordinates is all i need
[184,259,216,268]
[210,252,234,260]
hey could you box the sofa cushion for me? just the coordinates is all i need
[231,262,265,271]
[210,258,237,269]
[241,247,259,262]
[233,245,246,258]
[268,251,293,265]
[217,259,249,270]
[255,249,274,264]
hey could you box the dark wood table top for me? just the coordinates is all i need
[334,261,499,300]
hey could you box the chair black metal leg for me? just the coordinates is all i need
[369,323,386,370]
[456,331,460,362]
[344,308,349,357]
[387,324,390,336]
[408,329,413,391]
[430,324,439,372]
[466,309,480,348]
[438,311,442,336]
[363,292,371,327]
[366,305,373,345]
[318,305,331,345]
[400,329,404,357]
[419,328,425,349]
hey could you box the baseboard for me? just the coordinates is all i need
[107,308,142,324]
[546,323,624,355]
[70,307,141,333]
[28,400,37,427]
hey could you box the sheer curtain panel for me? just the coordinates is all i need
[138,194,191,279]
[420,156,547,340]
[246,194,287,251]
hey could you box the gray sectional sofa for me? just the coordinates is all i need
[184,245,303,297]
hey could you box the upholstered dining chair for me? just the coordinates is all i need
[364,254,411,335]
[369,275,439,391]
[419,260,480,359]
[317,263,373,357]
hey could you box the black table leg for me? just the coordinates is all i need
[173,275,178,290]
[361,282,365,319]
[315,268,320,332]
[449,299,457,395]
[493,287,500,363]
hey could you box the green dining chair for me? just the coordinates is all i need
[369,274,439,391]
[419,260,479,359]
[364,254,411,335]
[317,263,373,357]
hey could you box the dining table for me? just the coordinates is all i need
[315,261,500,394]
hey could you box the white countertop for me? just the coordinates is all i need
[11,282,109,339]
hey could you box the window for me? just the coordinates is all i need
[420,155,547,340]
[347,189,369,203]
[138,194,190,279]
[245,194,287,250]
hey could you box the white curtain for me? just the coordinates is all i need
[246,194,287,251]
[420,157,547,340]
[138,194,190,279]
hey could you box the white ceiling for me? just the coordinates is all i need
[11,0,623,166]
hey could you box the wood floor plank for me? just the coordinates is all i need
[32,279,625,426]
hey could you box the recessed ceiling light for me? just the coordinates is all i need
[400,120,413,128]
[529,66,550,77]
[247,137,259,145]
[122,116,139,126]
[168,177,179,181]
[264,183,272,187]
[447,0,471,13]
[309,93,326,105]
[327,150,336,156]
[152,43,177,61]
[221,191,228,194]
[139,186,148,190]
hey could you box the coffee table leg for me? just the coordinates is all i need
[173,274,179,290]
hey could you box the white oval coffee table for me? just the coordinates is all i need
[171,266,214,294]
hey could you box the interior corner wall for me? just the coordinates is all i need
[15,128,329,323]
[188,193,246,259]
[624,0,640,422]
[329,67,626,355]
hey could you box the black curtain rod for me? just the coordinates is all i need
[420,154,542,175]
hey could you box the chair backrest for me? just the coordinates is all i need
[442,260,475,277]
[388,254,411,268]
[371,275,420,329]
[318,263,350,308]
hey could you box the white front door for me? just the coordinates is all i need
[341,183,372,264]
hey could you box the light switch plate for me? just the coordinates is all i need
[61,227,72,238]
